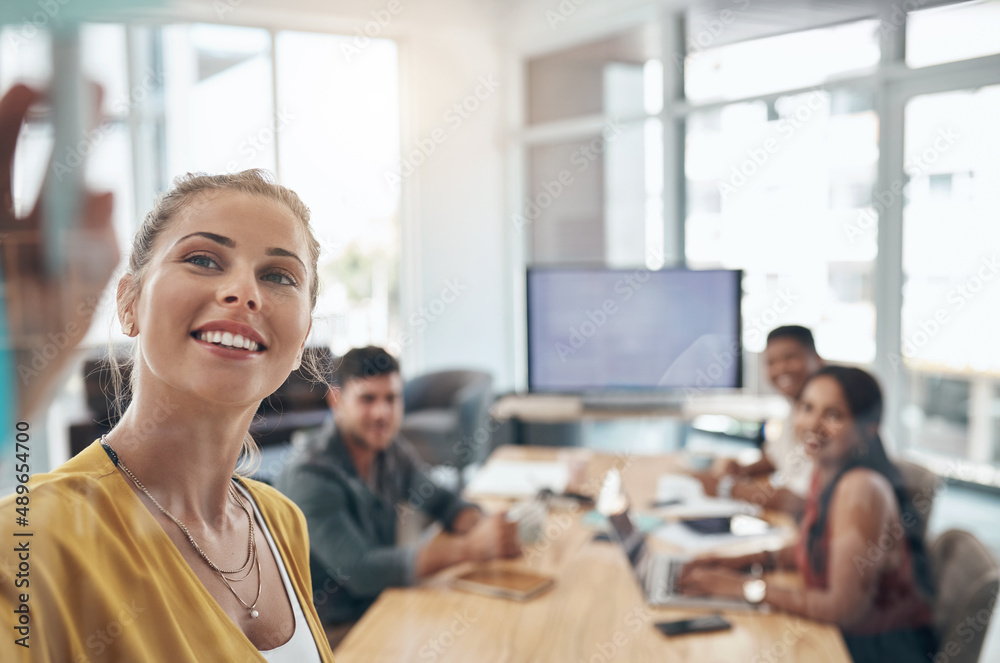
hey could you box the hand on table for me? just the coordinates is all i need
[0,84,118,419]
[465,512,521,561]
[677,564,746,601]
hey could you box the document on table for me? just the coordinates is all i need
[653,474,760,518]
[652,521,789,554]
[466,460,569,498]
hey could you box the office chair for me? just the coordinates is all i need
[930,529,1000,663]
[897,460,940,541]
[400,369,493,488]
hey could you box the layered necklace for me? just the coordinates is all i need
[101,436,262,619]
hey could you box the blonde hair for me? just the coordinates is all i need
[108,169,329,475]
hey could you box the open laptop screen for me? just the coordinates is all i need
[608,509,648,567]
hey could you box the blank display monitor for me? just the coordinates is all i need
[527,267,742,393]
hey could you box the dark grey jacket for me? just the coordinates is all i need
[273,418,474,624]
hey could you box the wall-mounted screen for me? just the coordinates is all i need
[527,267,743,393]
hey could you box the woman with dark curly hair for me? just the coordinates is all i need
[679,365,937,663]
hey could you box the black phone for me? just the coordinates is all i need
[655,614,732,637]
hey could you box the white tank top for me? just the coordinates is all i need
[235,483,323,663]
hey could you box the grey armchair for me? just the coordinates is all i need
[400,370,493,484]
[897,460,940,541]
[930,529,999,663]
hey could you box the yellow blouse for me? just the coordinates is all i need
[0,442,336,662]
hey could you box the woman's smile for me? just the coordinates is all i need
[190,319,270,360]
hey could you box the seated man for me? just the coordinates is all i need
[274,346,519,640]
[697,325,824,516]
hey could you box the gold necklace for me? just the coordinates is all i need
[101,436,262,618]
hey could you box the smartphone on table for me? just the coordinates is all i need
[655,614,732,637]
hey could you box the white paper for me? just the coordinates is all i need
[658,499,760,519]
[466,460,569,498]
[655,474,706,502]
[654,473,760,518]
[652,520,790,554]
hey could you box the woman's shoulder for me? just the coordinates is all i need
[838,466,894,492]
[831,466,897,516]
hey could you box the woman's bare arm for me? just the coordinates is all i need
[764,469,895,627]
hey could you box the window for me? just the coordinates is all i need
[685,20,880,103]
[901,84,1000,473]
[901,85,1000,375]
[907,0,1000,68]
[162,25,275,176]
[685,89,879,360]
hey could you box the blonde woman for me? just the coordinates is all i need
[2,168,337,662]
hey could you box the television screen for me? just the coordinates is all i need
[526,267,742,393]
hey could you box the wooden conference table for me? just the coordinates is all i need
[333,446,851,663]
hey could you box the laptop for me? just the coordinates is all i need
[607,505,759,611]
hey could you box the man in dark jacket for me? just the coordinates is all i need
[274,346,519,641]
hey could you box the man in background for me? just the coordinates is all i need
[697,325,824,516]
[275,346,519,645]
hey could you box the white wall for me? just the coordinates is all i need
[396,24,510,386]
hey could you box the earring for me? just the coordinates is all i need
[292,356,302,371]
[122,321,134,336]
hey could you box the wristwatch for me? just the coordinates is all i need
[717,475,735,499]
[743,578,767,604]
